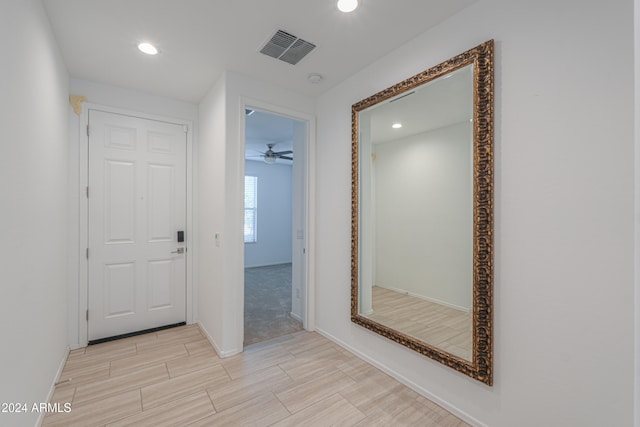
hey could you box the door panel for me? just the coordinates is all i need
[147,259,174,310]
[147,164,173,241]
[88,110,186,341]
[105,125,137,150]
[104,160,136,244]
[104,261,136,317]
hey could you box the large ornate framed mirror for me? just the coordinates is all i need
[351,40,494,385]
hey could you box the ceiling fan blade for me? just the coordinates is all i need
[273,150,293,155]
[279,156,293,161]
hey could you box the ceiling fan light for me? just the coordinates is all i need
[337,0,358,13]
[264,155,276,164]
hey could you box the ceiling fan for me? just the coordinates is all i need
[249,143,293,164]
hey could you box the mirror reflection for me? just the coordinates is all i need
[357,65,474,361]
[352,40,493,385]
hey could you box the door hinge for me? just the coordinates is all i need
[86,248,89,259]
[86,310,88,321]
[86,124,90,137]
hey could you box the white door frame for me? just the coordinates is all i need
[239,97,316,342]
[77,103,195,347]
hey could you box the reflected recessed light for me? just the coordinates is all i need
[138,42,158,55]
[392,123,402,129]
[337,0,358,13]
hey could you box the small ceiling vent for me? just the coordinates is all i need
[259,30,316,65]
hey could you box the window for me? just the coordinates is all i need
[244,175,258,243]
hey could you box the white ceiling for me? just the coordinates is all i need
[245,109,299,165]
[365,64,473,145]
[42,0,475,103]
[246,64,473,165]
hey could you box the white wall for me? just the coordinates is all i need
[635,1,640,425]
[197,74,228,354]
[316,0,635,425]
[70,78,198,121]
[66,78,198,348]
[244,160,293,268]
[374,123,472,310]
[198,71,315,355]
[291,120,307,321]
[0,1,70,426]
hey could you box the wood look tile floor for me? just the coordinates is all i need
[44,325,469,427]
[365,286,473,361]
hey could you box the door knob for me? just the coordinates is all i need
[171,247,185,254]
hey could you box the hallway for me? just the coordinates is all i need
[43,325,468,426]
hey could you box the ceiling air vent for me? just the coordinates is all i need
[259,30,316,65]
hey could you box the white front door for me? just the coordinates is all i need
[88,110,187,341]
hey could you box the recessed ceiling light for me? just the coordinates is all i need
[137,42,158,55]
[392,123,402,129]
[337,0,358,13]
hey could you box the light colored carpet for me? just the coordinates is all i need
[244,263,302,346]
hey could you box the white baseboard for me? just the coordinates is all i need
[376,285,470,313]
[244,261,292,269]
[314,327,486,427]
[196,321,241,358]
[37,346,70,427]
[290,311,303,323]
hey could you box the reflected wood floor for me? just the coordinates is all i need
[366,286,472,361]
[44,325,469,426]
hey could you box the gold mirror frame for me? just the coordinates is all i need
[350,40,494,385]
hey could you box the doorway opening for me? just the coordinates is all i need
[243,108,307,346]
